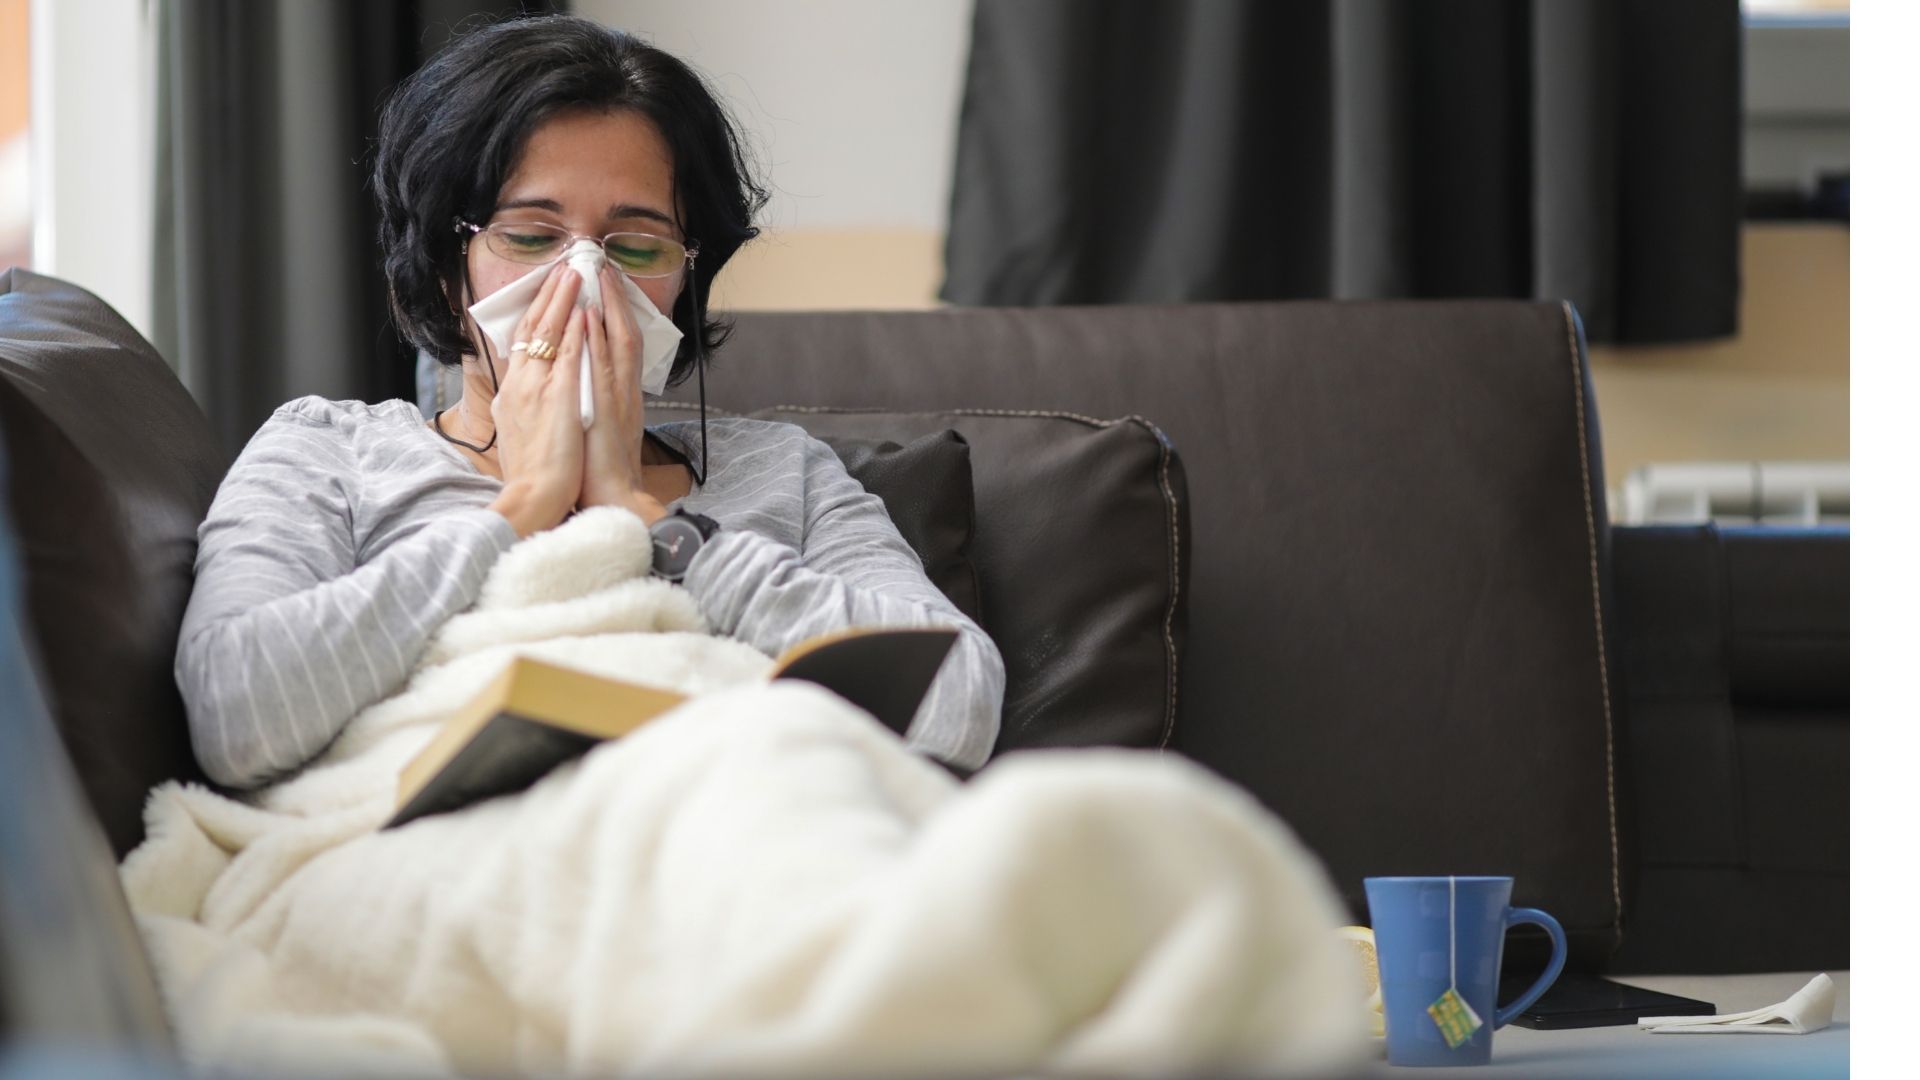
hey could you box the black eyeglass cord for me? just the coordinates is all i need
[433,405,497,454]
[689,265,710,487]
[431,266,505,457]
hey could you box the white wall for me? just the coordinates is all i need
[29,0,155,339]
[574,0,970,233]
[27,0,971,329]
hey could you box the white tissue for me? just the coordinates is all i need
[466,238,686,425]
[1639,973,1835,1035]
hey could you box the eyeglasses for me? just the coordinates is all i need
[455,219,700,279]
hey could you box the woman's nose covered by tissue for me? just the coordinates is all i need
[564,240,609,428]
[465,238,687,418]
[566,238,611,311]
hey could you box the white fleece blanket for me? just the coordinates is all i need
[121,507,1363,1079]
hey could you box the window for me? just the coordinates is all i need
[1743,0,1848,220]
[1743,0,1848,18]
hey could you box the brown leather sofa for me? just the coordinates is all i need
[0,267,1848,1063]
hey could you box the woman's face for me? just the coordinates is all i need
[465,107,687,326]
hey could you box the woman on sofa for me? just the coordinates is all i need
[130,15,1363,1077]
[172,14,1004,788]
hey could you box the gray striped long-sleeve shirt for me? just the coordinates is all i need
[175,395,1004,788]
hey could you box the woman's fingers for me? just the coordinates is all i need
[506,263,570,373]
[516,261,566,335]
[598,267,644,410]
[522,267,579,372]
[541,269,584,348]
[586,289,614,388]
[553,307,586,410]
[598,266,638,366]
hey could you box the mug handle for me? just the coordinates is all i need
[1493,907,1567,1029]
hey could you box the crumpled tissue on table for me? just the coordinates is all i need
[1639,973,1836,1035]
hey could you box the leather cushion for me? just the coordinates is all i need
[813,429,983,625]
[0,269,226,857]
[749,407,1187,756]
[649,406,984,624]
[1723,527,1848,707]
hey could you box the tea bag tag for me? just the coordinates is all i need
[1429,987,1484,1048]
[1427,876,1486,1049]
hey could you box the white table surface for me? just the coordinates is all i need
[1356,971,1848,1078]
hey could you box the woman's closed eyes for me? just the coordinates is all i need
[467,220,694,279]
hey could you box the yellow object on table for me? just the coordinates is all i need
[1337,925,1386,1038]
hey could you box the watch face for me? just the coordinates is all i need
[653,516,703,578]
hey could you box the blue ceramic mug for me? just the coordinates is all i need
[1364,876,1566,1067]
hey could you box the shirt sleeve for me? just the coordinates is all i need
[681,435,1005,769]
[174,410,521,788]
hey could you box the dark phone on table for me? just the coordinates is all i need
[1500,971,1716,1030]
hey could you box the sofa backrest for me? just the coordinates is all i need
[6,270,1625,964]
[701,300,1625,962]
[0,268,227,857]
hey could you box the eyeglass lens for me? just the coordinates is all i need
[482,223,686,277]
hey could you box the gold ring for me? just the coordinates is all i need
[509,340,530,354]
[526,338,558,361]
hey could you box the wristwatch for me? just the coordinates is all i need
[649,508,720,582]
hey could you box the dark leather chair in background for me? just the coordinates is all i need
[0,268,1848,1065]
[1607,524,1848,973]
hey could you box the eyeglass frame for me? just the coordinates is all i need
[453,217,701,279]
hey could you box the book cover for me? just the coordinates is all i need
[388,626,959,829]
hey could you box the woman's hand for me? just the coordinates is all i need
[578,265,670,525]
[487,266,588,538]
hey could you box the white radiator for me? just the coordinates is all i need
[1618,461,1848,526]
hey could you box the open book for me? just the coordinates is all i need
[388,627,959,829]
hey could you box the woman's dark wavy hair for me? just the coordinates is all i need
[372,14,768,387]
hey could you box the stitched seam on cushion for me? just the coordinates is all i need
[764,404,1181,749]
[1563,301,1624,949]
[768,403,1123,429]
[1131,416,1182,750]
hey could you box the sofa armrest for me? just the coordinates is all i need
[1606,524,1848,974]
[0,460,172,1049]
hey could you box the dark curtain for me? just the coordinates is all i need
[153,0,562,461]
[941,0,1742,345]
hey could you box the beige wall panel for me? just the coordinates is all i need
[1590,224,1848,378]
[713,229,946,311]
[1590,224,1849,495]
[1590,368,1848,495]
